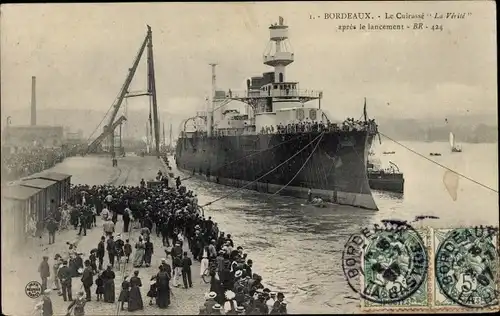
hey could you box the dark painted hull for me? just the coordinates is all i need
[175,131,377,210]
[368,171,405,193]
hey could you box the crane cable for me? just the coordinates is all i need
[271,132,324,196]
[200,132,325,207]
[379,132,498,193]
[86,87,125,143]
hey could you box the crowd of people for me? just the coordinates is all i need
[261,118,378,135]
[35,158,287,316]
[1,144,86,182]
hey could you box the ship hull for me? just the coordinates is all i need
[175,131,378,210]
[368,172,405,194]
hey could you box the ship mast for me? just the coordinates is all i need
[264,16,293,88]
[169,123,173,148]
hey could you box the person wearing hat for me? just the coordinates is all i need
[97,236,106,270]
[67,291,86,316]
[42,289,53,316]
[128,270,144,311]
[160,258,172,279]
[39,256,50,292]
[103,217,115,238]
[204,291,217,312]
[180,251,193,289]
[267,291,277,311]
[52,255,62,291]
[270,292,287,315]
[106,235,116,267]
[81,260,93,301]
[57,260,72,301]
[115,234,125,268]
[133,236,145,268]
[224,290,238,314]
[208,239,217,259]
[236,305,245,315]
[95,271,104,301]
[156,265,171,308]
[212,303,223,315]
[101,265,116,303]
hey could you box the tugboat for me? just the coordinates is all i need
[367,160,405,194]
[176,17,379,210]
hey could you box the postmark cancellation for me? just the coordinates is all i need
[431,226,499,313]
[351,225,500,313]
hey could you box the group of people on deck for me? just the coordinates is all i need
[259,117,378,136]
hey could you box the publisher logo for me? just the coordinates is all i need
[25,281,42,299]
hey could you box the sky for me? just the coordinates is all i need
[1,1,497,128]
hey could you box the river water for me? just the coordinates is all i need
[172,141,498,314]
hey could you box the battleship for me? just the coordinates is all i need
[175,17,379,210]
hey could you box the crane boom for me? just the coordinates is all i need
[89,115,127,150]
[87,30,150,153]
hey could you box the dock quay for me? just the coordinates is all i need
[2,154,283,315]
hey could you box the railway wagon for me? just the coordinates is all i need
[32,171,72,207]
[1,184,43,248]
[20,178,58,221]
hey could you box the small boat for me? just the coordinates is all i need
[383,151,396,155]
[303,197,327,208]
[367,161,404,194]
[450,132,462,153]
[430,153,441,156]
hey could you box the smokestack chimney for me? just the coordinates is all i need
[31,76,36,126]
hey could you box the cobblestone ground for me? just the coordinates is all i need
[1,155,195,316]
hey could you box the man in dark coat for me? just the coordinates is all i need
[181,251,193,288]
[160,217,170,247]
[97,236,106,270]
[81,260,93,301]
[107,236,116,267]
[58,260,72,301]
[78,210,87,236]
[38,256,50,292]
[46,217,58,245]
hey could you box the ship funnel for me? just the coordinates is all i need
[31,76,37,126]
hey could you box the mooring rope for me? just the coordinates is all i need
[379,132,498,193]
[200,132,325,207]
[271,132,325,196]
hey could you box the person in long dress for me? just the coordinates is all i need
[133,237,145,268]
[155,265,171,309]
[128,270,144,311]
[101,265,115,303]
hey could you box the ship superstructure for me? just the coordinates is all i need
[176,17,378,210]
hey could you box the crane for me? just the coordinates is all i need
[86,25,161,156]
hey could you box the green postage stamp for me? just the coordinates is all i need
[359,226,431,312]
[432,226,499,312]
[356,226,499,313]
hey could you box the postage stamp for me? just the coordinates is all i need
[432,226,499,312]
[342,221,431,311]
